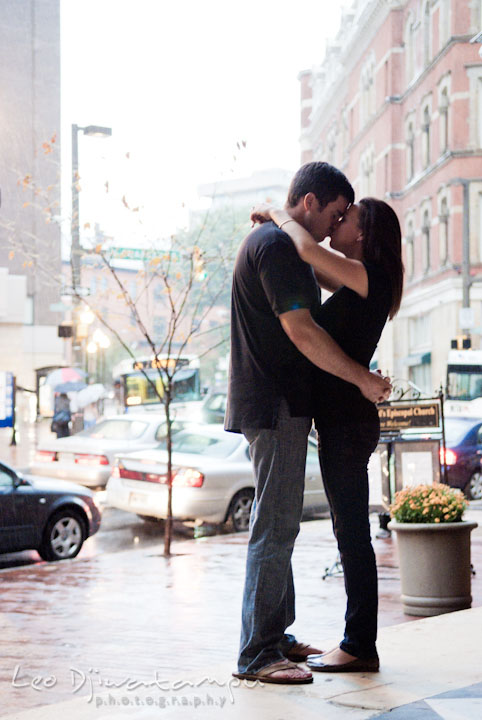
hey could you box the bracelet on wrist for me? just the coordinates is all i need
[278,218,295,230]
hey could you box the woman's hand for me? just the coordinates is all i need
[250,203,276,226]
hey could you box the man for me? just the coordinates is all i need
[225,162,391,685]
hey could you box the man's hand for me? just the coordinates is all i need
[250,203,275,226]
[358,370,392,404]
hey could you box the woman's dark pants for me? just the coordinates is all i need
[316,419,380,660]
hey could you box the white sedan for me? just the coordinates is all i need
[106,424,328,532]
[30,415,182,489]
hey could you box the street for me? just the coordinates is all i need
[0,501,202,571]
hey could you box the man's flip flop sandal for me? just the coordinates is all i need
[232,659,313,685]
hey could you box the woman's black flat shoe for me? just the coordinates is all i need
[306,654,380,673]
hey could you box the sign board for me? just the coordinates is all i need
[61,286,90,297]
[459,307,475,329]
[106,248,180,262]
[133,357,190,371]
[0,372,14,428]
[378,401,440,432]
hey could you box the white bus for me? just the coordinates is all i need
[445,349,482,416]
[112,355,203,418]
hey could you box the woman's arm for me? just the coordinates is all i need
[272,209,368,299]
[251,204,368,298]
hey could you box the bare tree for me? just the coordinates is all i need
[1,135,249,556]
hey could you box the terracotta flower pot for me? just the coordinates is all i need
[387,520,478,617]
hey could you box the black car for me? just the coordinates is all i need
[0,460,102,561]
[442,417,482,500]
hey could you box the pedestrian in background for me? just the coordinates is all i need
[51,392,71,439]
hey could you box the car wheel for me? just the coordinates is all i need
[466,471,482,501]
[38,509,85,561]
[228,489,254,532]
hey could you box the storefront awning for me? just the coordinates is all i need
[403,351,431,367]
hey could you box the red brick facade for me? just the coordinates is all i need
[300,0,482,392]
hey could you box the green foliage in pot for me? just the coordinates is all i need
[390,482,468,523]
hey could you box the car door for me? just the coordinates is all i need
[0,466,19,552]
[0,465,38,552]
[303,439,326,512]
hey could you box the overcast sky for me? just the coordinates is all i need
[60,0,345,241]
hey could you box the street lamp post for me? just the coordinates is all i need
[71,124,112,367]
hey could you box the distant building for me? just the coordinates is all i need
[300,0,482,394]
[0,0,63,388]
[198,168,294,210]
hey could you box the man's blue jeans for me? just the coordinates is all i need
[238,398,311,673]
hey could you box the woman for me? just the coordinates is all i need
[251,198,403,672]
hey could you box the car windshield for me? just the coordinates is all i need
[158,430,240,458]
[444,419,476,445]
[77,419,149,440]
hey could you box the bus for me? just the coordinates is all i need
[113,355,203,417]
[445,349,482,416]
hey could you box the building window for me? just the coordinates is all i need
[478,193,482,262]
[479,77,482,149]
[423,1,431,67]
[24,296,34,325]
[90,275,97,296]
[422,104,431,168]
[405,13,416,83]
[409,363,432,395]
[422,209,431,273]
[327,125,337,164]
[439,197,449,266]
[439,0,450,46]
[408,313,432,394]
[153,316,166,343]
[341,107,348,157]
[406,120,415,181]
[360,54,375,127]
[406,221,415,279]
[439,86,449,154]
[359,146,375,197]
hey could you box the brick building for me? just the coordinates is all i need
[299,0,482,393]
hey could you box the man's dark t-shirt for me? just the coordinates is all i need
[314,262,392,426]
[224,222,321,432]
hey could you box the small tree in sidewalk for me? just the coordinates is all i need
[74,210,246,556]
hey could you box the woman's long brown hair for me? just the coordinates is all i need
[358,198,404,319]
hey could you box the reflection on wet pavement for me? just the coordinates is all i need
[1,512,480,717]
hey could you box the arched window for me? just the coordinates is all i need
[406,120,415,181]
[439,197,449,266]
[422,209,431,273]
[422,105,431,168]
[439,86,449,154]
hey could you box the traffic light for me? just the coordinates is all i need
[58,324,73,338]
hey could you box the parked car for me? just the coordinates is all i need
[106,424,328,531]
[441,416,482,499]
[30,414,183,489]
[0,460,101,561]
[197,390,227,424]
